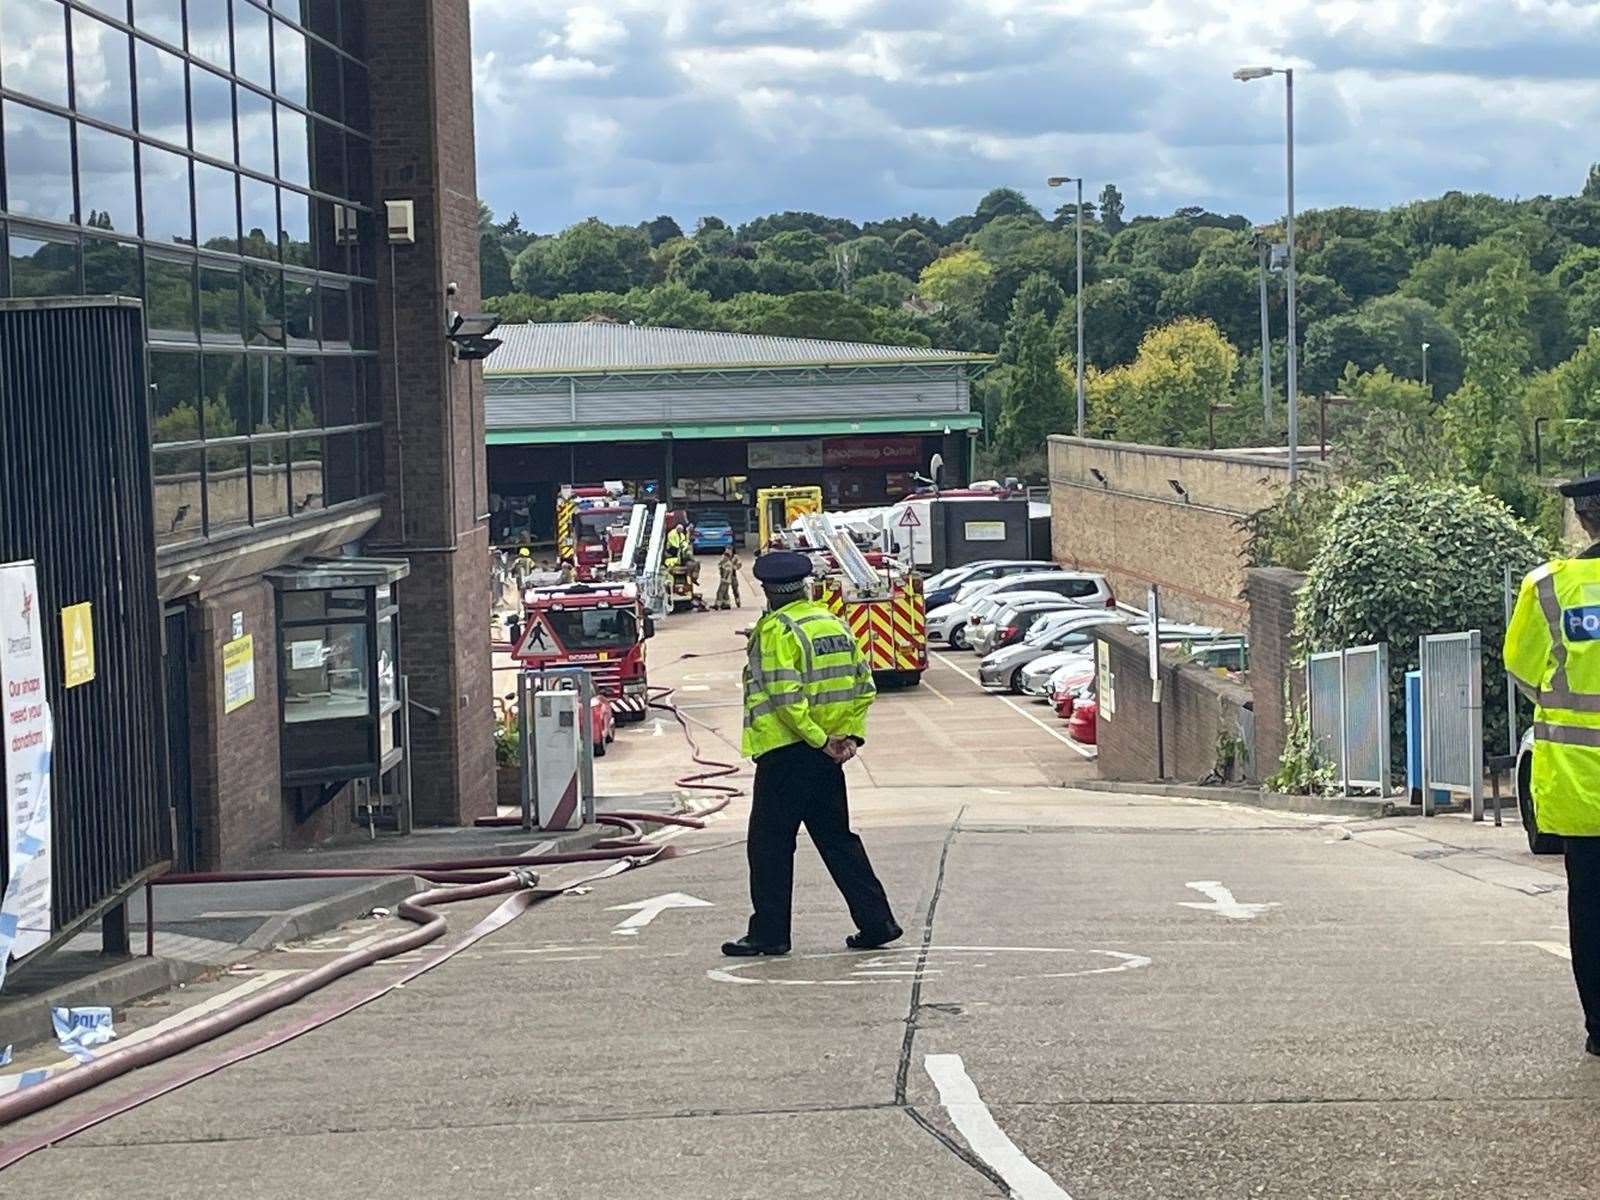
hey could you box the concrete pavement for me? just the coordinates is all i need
[4,595,1599,1197]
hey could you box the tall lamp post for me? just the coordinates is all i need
[1046,175,1086,438]
[1235,65,1297,483]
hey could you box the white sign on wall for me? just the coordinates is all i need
[1097,639,1116,722]
[0,560,54,977]
[964,521,1007,542]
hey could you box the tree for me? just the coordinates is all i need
[753,256,820,295]
[1585,165,1600,202]
[973,187,1042,229]
[850,271,914,308]
[834,235,896,282]
[1445,262,1538,514]
[1302,295,1461,395]
[995,313,1072,455]
[737,211,859,243]
[759,229,832,266]
[641,215,683,247]
[1108,318,1239,446]
[681,255,758,301]
[635,281,717,330]
[1545,332,1600,466]
[1057,269,1166,368]
[695,216,728,236]
[893,230,937,278]
[1098,185,1126,236]
[511,237,559,297]
[480,234,512,299]
[1303,236,1409,305]
[998,273,1067,366]
[484,293,549,323]
[1330,365,1456,484]
[1157,264,1260,349]
[917,250,993,310]
[731,291,880,342]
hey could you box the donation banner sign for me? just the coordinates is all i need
[0,560,53,981]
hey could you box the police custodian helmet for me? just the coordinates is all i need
[1561,474,1600,515]
[752,551,813,596]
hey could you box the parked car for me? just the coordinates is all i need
[952,569,1112,609]
[1017,621,1227,697]
[1049,664,1097,716]
[970,598,1083,657]
[1066,698,1098,744]
[924,559,1050,610]
[590,694,616,757]
[980,612,1128,690]
[943,589,1079,652]
[691,514,736,553]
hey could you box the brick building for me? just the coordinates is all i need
[0,0,492,872]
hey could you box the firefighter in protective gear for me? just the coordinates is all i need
[664,522,690,566]
[1505,473,1600,1059]
[722,552,902,958]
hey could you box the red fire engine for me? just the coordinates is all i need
[556,484,634,582]
[511,582,652,723]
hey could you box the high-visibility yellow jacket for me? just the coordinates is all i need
[1505,553,1600,836]
[741,598,876,759]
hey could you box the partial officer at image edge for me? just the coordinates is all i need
[722,551,902,957]
[1505,473,1600,1059]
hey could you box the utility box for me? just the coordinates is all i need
[533,690,584,830]
[896,497,1033,573]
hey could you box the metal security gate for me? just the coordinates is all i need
[1306,643,1391,796]
[1420,630,1483,818]
[0,298,171,976]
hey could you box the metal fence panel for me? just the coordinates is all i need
[1306,651,1344,783]
[1342,644,1391,793]
[1420,630,1484,818]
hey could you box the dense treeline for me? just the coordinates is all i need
[479,172,1600,524]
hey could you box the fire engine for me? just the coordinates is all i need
[511,582,652,722]
[796,513,927,688]
[756,485,823,550]
[556,484,634,582]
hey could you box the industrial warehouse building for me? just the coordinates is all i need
[0,0,492,963]
[483,322,991,544]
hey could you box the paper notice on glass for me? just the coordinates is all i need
[290,640,325,670]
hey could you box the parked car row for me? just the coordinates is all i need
[921,560,1241,749]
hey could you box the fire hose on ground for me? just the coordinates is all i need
[0,685,742,1171]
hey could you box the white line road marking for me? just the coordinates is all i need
[922,679,956,706]
[1179,880,1280,921]
[924,1053,1073,1200]
[1488,939,1572,960]
[679,685,711,693]
[606,891,714,935]
[0,970,299,1094]
[708,945,1151,986]
[932,653,1095,758]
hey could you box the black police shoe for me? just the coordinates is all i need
[721,936,789,957]
[1587,1036,1600,1058]
[846,923,904,950]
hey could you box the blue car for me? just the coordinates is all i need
[691,515,736,553]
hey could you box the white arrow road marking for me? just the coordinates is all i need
[1178,880,1280,921]
[925,1054,1073,1200]
[606,892,713,936]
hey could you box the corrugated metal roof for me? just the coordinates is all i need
[484,322,988,376]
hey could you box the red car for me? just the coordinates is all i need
[1066,698,1098,745]
[589,694,616,757]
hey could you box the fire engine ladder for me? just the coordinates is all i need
[612,504,649,578]
[800,512,879,596]
[639,504,670,615]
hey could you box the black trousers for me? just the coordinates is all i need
[746,742,895,945]
[1566,837,1600,1041]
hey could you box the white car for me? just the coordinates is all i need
[930,588,1072,650]
[952,569,1113,609]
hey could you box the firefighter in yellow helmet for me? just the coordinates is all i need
[722,551,901,957]
[1504,474,1600,1059]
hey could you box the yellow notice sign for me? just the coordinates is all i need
[223,635,256,713]
[61,602,95,688]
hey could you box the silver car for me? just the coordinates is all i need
[1015,621,1230,696]
[979,613,1127,691]
[971,598,1083,657]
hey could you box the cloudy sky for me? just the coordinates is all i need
[468,0,1600,235]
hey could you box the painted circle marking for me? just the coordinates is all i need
[706,945,1152,987]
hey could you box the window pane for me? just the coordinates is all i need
[206,446,250,533]
[322,355,356,425]
[188,5,231,71]
[310,120,344,197]
[153,450,204,545]
[324,431,361,505]
[135,39,188,145]
[234,1,272,86]
[239,174,277,260]
[139,142,193,244]
[308,37,340,121]
[290,435,324,513]
[351,283,374,349]
[244,265,284,347]
[362,426,381,500]
[194,162,239,253]
[282,621,365,722]
[202,352,250,438]
[131,0,184,46]
[7,231,78,297]
[319,282,349,346]
[272,18,306,106]
[200,263,243,340]
[342,60,369,134]
[79,0,130,19]
[149,349,200,443]
[145,253,195,338]
[247,353,285,432]
[1,0,69,108]
[76,125,138,236]
[3,102,75,223]
[304,1,338,44]
[189,66,236,162]
[71,13,134,129]
[236,85,275,176]
[313,198,346,273]
[250,439,289,521]
[284,273,314,342]
[287,354,320,427]
[279,189,312,266]
[275,104,309,186]
[340,2,364,59]
[345,137,371,204]
[83,236,139,295]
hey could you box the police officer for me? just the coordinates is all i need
[1505,474,1600,1059]
[722,551,903,957]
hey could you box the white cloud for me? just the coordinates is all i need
[468,0,1600,232]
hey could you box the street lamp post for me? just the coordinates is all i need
[1253,234,1272,432]
[1047,175,1086,438]
[1235,65,1298,482]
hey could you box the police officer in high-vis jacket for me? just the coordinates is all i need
[1505,474,1600,1059]
[722,551,902,957]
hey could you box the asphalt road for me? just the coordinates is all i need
[4,592,1598,1198]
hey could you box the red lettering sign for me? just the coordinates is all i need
[821,436,923,468]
